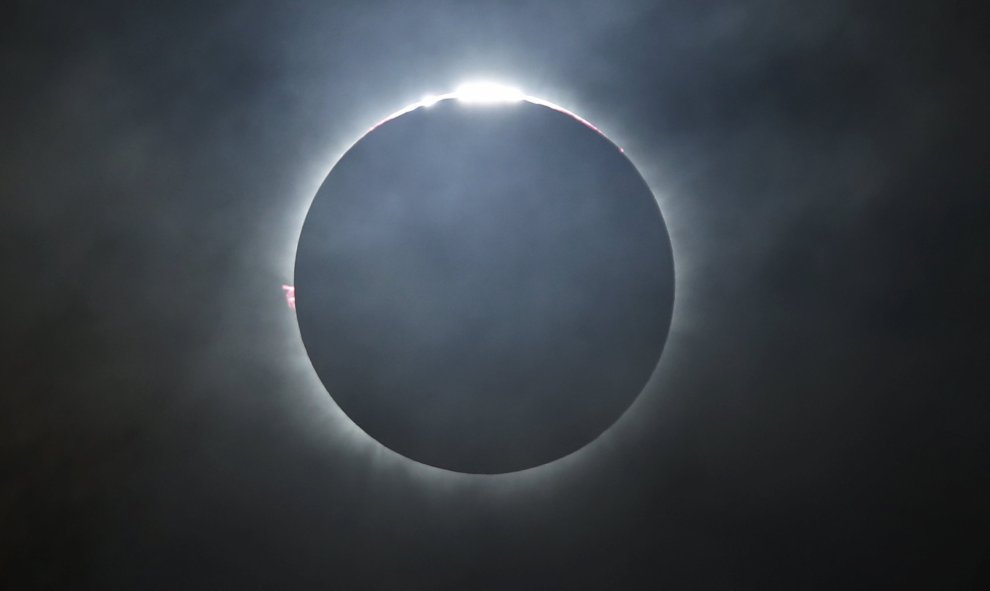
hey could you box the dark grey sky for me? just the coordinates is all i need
[2,1,987,588]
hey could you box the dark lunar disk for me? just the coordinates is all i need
[295,98,674,473]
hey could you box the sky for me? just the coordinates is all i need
[2,1,987,588]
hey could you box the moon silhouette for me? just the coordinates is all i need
[294,96,673,473]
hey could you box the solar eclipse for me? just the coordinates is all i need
[294,87,674,473]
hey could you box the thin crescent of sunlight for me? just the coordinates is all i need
[366,81,619,151]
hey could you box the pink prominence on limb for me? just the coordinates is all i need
[282,285,296,310]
